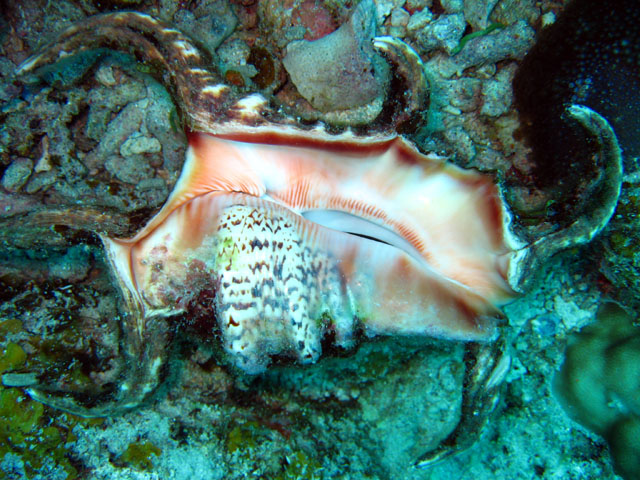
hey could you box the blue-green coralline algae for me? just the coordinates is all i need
[513,0,640,219]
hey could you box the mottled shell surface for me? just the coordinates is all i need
[105,132,514,373]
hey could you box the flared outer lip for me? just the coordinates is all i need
[105,127,516,343]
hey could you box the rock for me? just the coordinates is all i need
[540,11,556,28]
[291,0,338,40]
[172,0,237,54]
[105,154,154,185]
[135,178,169,208]
[440,0,464,13]
[24,170,56,194]
[390,7,410,27]
[375,0,395,25]
[443,126,476,163]
[480,66,515,117]
[95,65,117,87]
[405,0,433,12]
[464,0,501,30]
[407,8,434,35]
[1,158,33,192]
[448,77,483,112]
[120,132,162,157]
[48,245,91,282]
[85,99,145,170]
[282,0,388,113]
[427,20,535,78]
[412,13,466,54]
[490,0,541,27]
[217,38,251,67]
[86,79,147,143]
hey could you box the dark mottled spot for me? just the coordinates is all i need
[249,260,268,273]
[248,46,276,90]
[231,301,255,310]
[225,70,245,87]
[273,258,284,278]
[169,422,190,445]
[249,239,263,250]
[107,183,121,195]
[430,0,445,16]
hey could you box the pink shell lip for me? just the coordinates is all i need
[104,129,516,350]
[193,131,513,300]
[108,191,505,345]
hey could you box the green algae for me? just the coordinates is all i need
[607,194,640,259]
[451,23,506,55]
[0,341,79,479]
[119,440,162,471]
[0,320,105,479]
[226,420,261,453]
[278,451,323,480]
[358,348,392,378]
[0,342,26,373]
[0,318,23,336]
[226,419,323,479]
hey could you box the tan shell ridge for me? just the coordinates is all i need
[17,12,221,128]
[16,12,430,138]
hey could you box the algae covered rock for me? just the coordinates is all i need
[554,302,640,479]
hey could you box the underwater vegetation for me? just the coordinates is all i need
[0,318,81,479]
[554,302,640,480]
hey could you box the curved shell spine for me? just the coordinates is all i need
[507,105,623,292]
[17,12,430,139]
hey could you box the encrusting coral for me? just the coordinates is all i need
[554,302,640,479]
